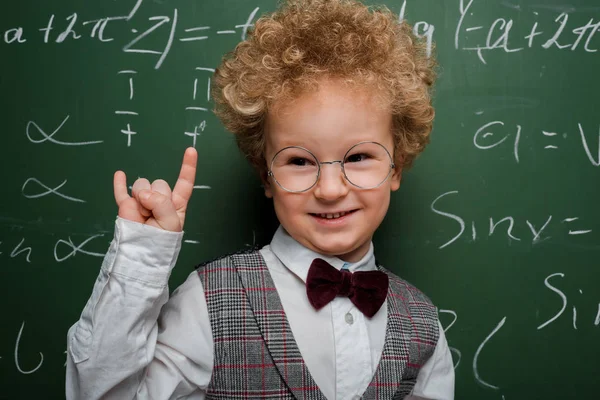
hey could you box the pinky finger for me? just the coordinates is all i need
[113,171,130,206]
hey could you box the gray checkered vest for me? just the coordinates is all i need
[196,250,439,399]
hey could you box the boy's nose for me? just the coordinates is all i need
[313,163,349,200]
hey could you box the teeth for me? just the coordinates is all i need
[317,211,349,219]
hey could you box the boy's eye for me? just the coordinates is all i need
[345,153,369,163]
[289,157,313,166]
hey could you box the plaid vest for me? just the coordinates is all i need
[196,250,439,399]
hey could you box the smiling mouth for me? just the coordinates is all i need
[310,210,357,219]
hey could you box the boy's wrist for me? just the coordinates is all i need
[104,216,184,286]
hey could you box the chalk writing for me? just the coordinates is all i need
[456,0,600,64]
[10,238,33,263]
[399,1,435,57]
[0,234,107,263]
[439,309,461,369]
[185,67,215,112]
[4,27,26,43]
[26,116,103,146]
[473,317,506,390]
[22,178,86,203]
[473,120,600,166]
[117,70,137,101]
[430,191,593,249]
[185,121,206,148]
[14,321,44,374]
[123,9,178,69]
[121,123,137,147]
[115,70,139,145]
[2,3,259,69]
[53,234,106,262]
[537,273,599,330]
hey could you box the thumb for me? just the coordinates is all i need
[138,189,181,232]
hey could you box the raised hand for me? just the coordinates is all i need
[113,147,198,232]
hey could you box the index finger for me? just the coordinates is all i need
[172,147,198,209]
[113,170,131,206]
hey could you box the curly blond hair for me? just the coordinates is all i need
[212,0,436,178]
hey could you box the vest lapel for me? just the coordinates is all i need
[232,252,328,400]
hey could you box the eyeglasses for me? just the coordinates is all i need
[267,141,395,193]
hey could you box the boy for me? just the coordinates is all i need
[66,0,454,398]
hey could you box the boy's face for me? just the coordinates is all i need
[264,78,402,262]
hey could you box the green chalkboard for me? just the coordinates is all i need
[1,0,599,399]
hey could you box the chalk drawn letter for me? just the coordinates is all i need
[14,321,44,374]
[431,191,465,249]
[537,273,567,330]
[474,121,508,149]
[10,238,32,263]
[571,19,597,51]
[473,317,506,390]
[489,217,521,241]
[4,27,26,43]
[26,115,103,146]
[485,18,523,53]
[439,309,461,369]
[414,21,435,58]
[56,13,82,43]
[582,20,600,52]
[123,9,178,69]
[54,234,105,262]
[578,123,600,166]
[22,178,86,203]
[526,216,552,243]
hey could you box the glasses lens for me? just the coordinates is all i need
[270,147,319,192]
[343,142,393,189]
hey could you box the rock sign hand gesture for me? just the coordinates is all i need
[113,147,198,232]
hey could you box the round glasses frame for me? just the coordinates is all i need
[267,141,396,193]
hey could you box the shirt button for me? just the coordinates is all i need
[345,312,354,325]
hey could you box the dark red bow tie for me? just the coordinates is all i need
[305,258,389,318]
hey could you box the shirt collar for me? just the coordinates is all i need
[269,225,377,283]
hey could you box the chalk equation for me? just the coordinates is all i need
[1,0,260,69]
[27,67,213,148]
[456,0,600,64]
[472,120,600,167]
[0,230,215,264]
[0,234,105,264]
[5,0,597,69]
[112,66,213,147]
[431,191,594,249]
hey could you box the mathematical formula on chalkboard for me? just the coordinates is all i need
[3,1,599,62]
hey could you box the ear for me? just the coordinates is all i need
[261,170,274,198]
[390,163,402,192]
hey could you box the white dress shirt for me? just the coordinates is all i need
[66,217,454,400]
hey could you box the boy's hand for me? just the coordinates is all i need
[113,147,198,232]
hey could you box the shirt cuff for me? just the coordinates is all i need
[103,216,184,286]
